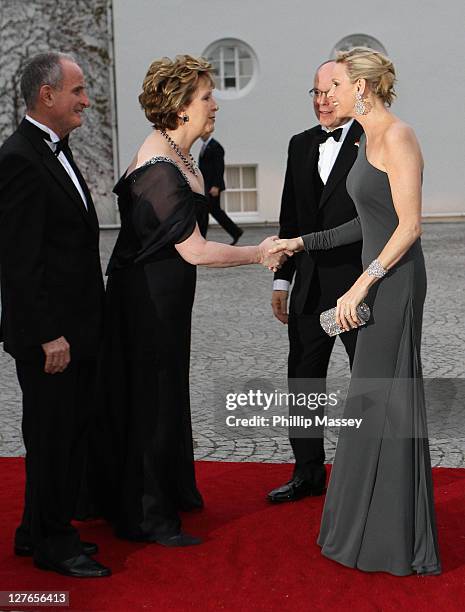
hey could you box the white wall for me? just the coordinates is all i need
[113,0,465,220]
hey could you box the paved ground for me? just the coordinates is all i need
[1,223,464,467]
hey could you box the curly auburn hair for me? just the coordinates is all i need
[336,47,397,107]
[138,54,214,130]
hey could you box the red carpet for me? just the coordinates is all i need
[0,458,464,611]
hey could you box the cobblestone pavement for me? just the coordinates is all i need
[1,224,464,468]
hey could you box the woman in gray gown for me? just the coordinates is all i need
[271,47,441,576]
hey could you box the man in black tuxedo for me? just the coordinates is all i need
[0,52,110,577]
[268,60,363,503]
[198,129,243,244]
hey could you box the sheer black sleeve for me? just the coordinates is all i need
[130,160,197,262]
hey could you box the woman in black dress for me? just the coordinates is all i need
[90,55,284,547]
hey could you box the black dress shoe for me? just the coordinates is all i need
[153,532,203,547]
[34,553,111,578]
[15,541,98,557]
[267,477,326,503]
[230,228,244,245]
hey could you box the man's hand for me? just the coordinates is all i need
[272,290,289,324]
[209,186,220,197]
[41,336,71,374]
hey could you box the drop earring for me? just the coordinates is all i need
[354,91,366,115]
[354,91,372,115]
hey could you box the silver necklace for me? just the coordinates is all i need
[159,129,199,176]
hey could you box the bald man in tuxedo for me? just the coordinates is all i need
[268,60,363,503]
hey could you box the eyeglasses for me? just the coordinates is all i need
[308,88,331,99]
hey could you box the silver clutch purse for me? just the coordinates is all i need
[320,303,371,337]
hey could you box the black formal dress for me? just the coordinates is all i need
[198,138,242,241]
[0,118,104,562]
[274,122,363,487]
[89,157,206,539]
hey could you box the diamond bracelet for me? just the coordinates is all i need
[366,258,387,278]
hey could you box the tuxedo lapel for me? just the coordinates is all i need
[41,153,99,234]
[318,122,363,209]
[305,134,320,180]
[64,151,100,234]
[298,132,320,222]
[18,120,98,234]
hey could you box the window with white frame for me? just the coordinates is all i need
[203,39,258,99]
[331,34,387,56]
[221,165,258,213]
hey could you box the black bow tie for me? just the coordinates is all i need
[316,128,343,143]
[27,121,71,157]
[53,136,71,157]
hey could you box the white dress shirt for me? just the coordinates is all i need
[273,120,354,292]
[318,120,353,184]
[25,115,88,210]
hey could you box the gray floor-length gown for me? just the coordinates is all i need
[302,134,441,576]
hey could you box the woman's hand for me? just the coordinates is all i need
[335,283,369,331]
[258,236,288,271]
[268,237,304,255]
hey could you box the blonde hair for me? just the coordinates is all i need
[336,47,396,107]
[139,54,214,130]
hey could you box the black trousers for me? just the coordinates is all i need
[206,195,242,239]
[15,358,97,562]
[287,312,358,485]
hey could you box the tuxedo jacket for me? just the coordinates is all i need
[198,138,226,192]
[0,119,104,360]
[275,121,363,315]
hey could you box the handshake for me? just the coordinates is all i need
[257,236,304,272]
